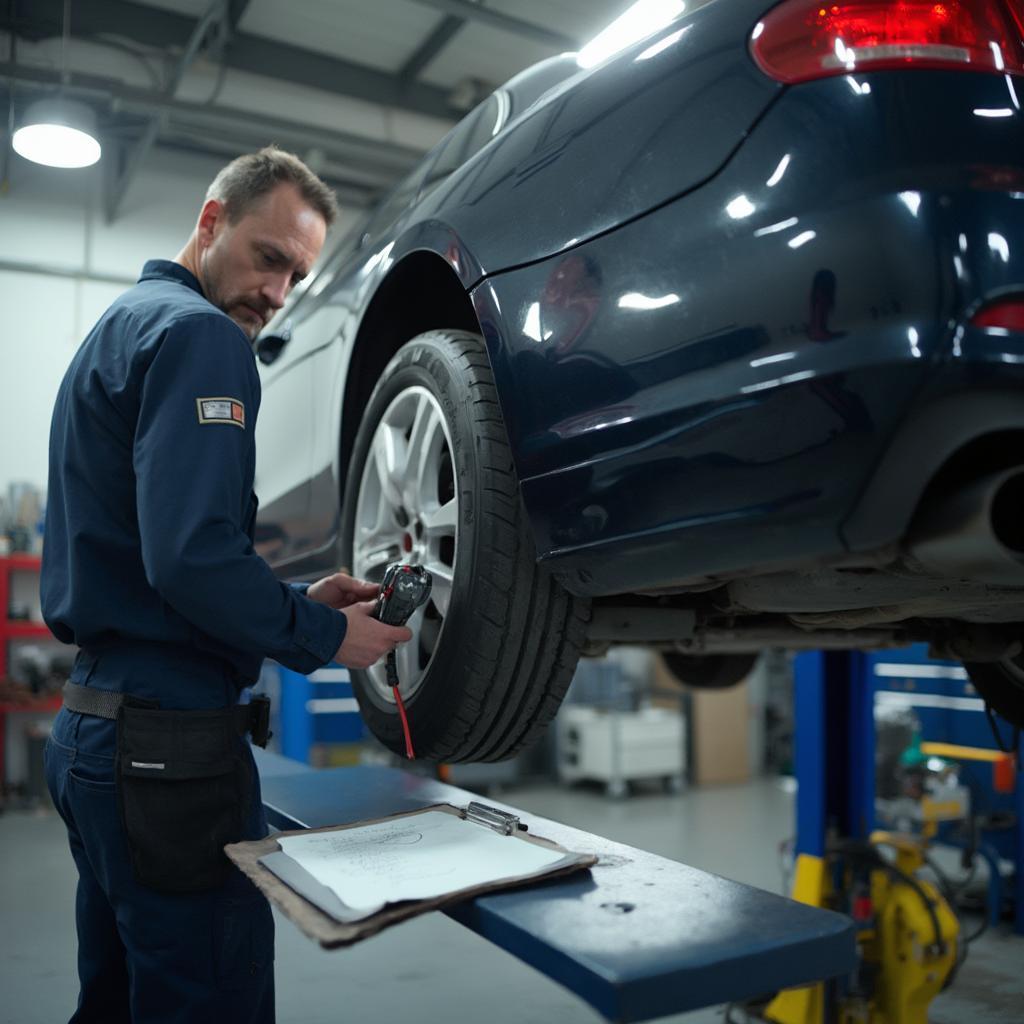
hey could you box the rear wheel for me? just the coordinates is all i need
[660,652,758,689]
[964,654,1024,730]
[340,330,591,762]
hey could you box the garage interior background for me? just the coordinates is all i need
[1,3,1023,1024]
[1,0,633,492]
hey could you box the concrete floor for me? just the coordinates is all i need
[1,774,1021,1023]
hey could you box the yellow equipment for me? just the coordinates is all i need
[765,833,959,1024]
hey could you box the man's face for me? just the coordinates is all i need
[197,183,327,340]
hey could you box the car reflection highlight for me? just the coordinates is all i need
[617,292,681,310]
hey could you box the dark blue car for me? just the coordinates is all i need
[255,0,1024,761]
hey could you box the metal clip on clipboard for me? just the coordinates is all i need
[462,801,527,835]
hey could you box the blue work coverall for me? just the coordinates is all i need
[41,259,348,1023]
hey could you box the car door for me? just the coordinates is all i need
[254,305,324,564]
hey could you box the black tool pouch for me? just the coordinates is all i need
[116,704,253,893]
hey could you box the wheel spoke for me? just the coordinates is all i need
[372,425,407,508]
[421,497,457,537]
[354,535,401,578]
[396,621,421,695]
[404,398,444,513]
[421,561,453,616]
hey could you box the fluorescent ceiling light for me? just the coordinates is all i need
[13,99,101,169]
[577,0,686,69]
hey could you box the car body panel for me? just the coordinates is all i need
[463,70,1024,594]
[411,0,782,279]
[256,6,1024,603]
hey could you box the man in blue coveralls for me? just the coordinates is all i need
[41,146,413,1024]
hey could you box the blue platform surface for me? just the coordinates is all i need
[254,749,855,1022]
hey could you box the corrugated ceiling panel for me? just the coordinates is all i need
[241,0,443,72]
[419,21,555,91]
[417,1,631,90]
[131,0,211,16]
[124,1,627,88]
[488,0,627,45]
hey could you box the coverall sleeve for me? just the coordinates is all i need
[133,312,346,673]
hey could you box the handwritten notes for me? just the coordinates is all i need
[277,810,567,913]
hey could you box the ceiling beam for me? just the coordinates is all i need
[150,133,381,208]
[0,64,426,177]
[226,0,251,33]
[106,0,231,222]
[399,15,465,86]
[406,0,578,50]
[3,0,459,122]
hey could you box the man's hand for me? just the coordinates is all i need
[307,570,379,609]
[335,600,413,669]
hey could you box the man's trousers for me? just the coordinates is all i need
[45,705,275,1024]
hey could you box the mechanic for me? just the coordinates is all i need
[40,146,412,1024]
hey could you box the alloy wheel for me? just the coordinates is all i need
[351,385,457,702]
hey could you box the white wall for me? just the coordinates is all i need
[0,146,218,491]
[0,145,359,493]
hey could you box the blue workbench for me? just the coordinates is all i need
[255,748,855,1022]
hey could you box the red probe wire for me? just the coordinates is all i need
[392,684,415,760]
[385,648,415,759]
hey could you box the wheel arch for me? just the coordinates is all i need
[339,250,483,488]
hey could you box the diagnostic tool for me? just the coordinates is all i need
[371,563,432,759]
[372,563,432,628]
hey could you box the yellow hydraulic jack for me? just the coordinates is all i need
[765,835,959,1024]
[761,652,961,1024]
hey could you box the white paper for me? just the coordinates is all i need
[277,810,566,913]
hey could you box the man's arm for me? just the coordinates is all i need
[133,313,346,674]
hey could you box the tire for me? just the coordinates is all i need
[340,330,591,762]
[660,652,757,689]
[964,655,1024,730]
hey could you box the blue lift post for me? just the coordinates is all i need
[794,650,877,862]
[277,665,364,764]
[763,652,876,1023]
[254,748,857,1022]
[793,648,1024,929]
[776,645,1023,1024]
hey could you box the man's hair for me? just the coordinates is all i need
[206,145,338,227]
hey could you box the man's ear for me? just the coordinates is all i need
[196,198,226,249]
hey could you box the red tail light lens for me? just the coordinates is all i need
[751,0,1024,83]
[971,296,1024,332]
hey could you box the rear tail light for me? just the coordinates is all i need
[751,0,1024,83]
[971,296,1024,332]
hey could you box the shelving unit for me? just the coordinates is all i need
[0,554,60,802]
[0,554,52,678]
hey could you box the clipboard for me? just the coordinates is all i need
[224,801,598,949]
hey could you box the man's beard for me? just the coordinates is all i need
[199,251,266,340]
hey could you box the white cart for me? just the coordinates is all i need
[556,704,686,798]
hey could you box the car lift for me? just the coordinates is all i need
[763,650,1018,1024]
[254,748,856,1022]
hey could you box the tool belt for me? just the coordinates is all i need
[62,681,272,892]
[62,681,272,748]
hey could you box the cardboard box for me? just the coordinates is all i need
[690,682,751,785]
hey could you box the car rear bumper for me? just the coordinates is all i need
[472,71,1024,597]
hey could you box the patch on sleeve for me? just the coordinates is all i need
[196,397,246,428]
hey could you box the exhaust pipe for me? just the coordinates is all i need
[908,467,1024,585]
